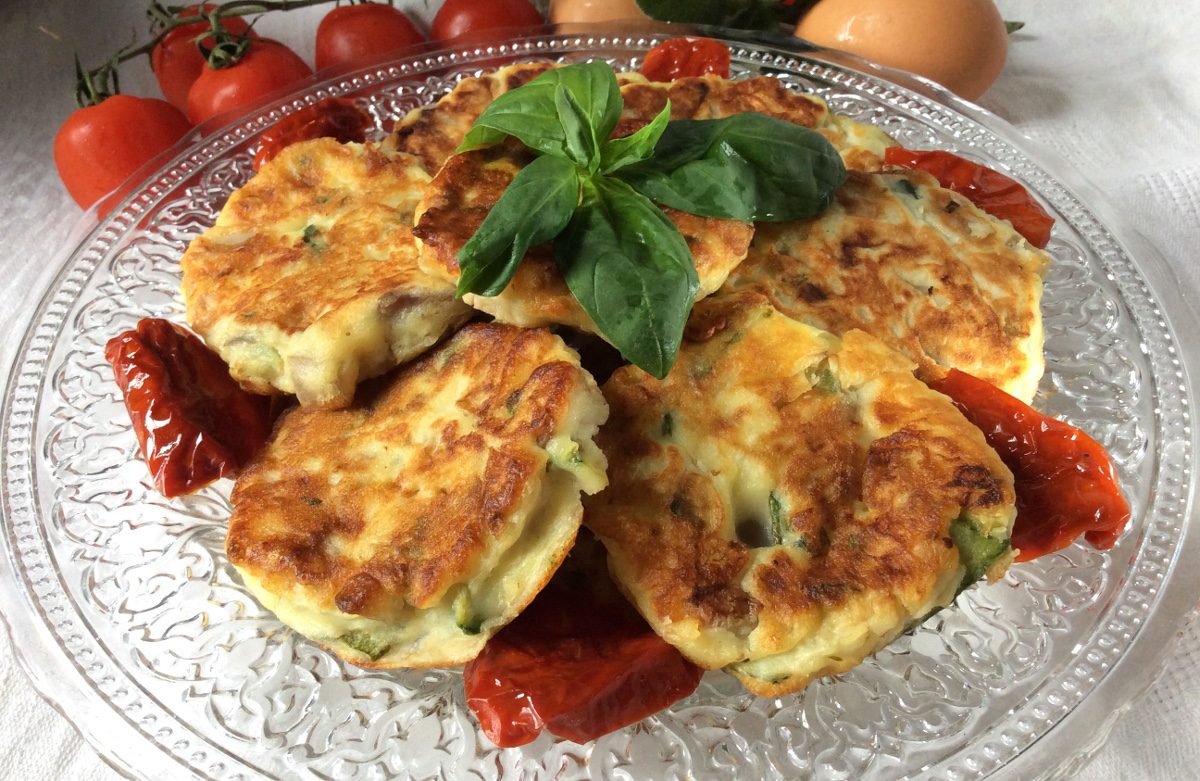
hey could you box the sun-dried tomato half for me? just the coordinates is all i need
[105,318,273,497]
[929,368,1130,560]
[253,97,371,170]
[463,532,703,747]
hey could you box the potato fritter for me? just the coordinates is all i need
[226,323,609,668]
[181,138,472,408]
[722,169,1051,401]
[584,292,1016,696]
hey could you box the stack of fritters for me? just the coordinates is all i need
[178,61,1048,688]
[409,67,899,339]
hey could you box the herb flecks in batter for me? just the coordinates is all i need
[769,490,787,545]
[805,360,840,395]
[504,389,521,415]
[301,224,326,253]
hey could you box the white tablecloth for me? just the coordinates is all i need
[0,2,1197,778]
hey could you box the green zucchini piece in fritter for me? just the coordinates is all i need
[949,513,1010,595]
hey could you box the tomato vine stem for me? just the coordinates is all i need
[75,0,339,106]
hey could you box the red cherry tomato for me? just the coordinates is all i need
[431,0,545,41]
[884,148,1055,249]
[253,98,372,170]
[640,37,731,82]
[928,368,1131,561]
[463,534,703,747]
[105,319,274,498]
[187,40,314,125]
[54,95,192,211]
[151,4,255,113]
[315,4,427,72]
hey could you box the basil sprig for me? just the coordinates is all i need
[453,60,846,379]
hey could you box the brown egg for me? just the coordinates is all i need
[549,0,650,24]
[794,0,1008,101]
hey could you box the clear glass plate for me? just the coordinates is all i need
[2,28,1198,781]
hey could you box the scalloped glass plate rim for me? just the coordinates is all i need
[1,27,1197,781]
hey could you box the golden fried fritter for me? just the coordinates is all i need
[584,292,1016,696]
[181,138,473,408]
[722,169,1051,402]
[226,323,609,668]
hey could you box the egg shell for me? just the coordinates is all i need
[794,0,1009,101]
[549,0,649,24]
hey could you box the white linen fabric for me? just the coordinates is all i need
[979,4,1200,779]
[0,1,1196,779]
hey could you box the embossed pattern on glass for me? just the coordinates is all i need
[1,36,1193,781]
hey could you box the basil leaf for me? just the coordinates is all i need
[554,84,599,171]
[599,101,671,175]
[616,111,848,222]
[556,177,698,379]
[723,1,783,31]
[460,125,507,150]
[458,61,621,167]
[456,155,581,297]
[634,0,781,31]
[539,60,623,142]
[459,91,563,156]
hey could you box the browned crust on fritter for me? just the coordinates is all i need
[617,75,825,135]
[181,139,439,338]
[584,293,1014,683]
[387,62,557,175]
[226,324,590,619]
[723,169,1048,400]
